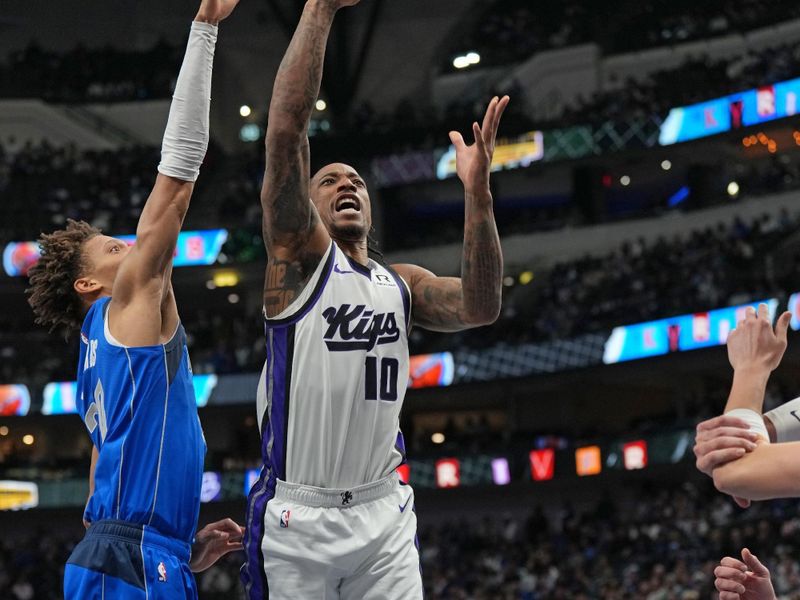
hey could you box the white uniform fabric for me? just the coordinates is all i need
[243,241,421,600]
[258,241,411,489]
[261,474,423,600]
[157,21,216,182]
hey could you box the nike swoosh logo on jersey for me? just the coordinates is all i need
[333,264,355,275]
[399,496,412,513]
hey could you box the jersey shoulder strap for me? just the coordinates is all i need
[264,241,335,327]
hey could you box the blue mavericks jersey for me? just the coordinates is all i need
[77,297,205,544]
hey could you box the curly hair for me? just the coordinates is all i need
[26,219,101,339]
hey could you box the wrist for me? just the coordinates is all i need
[465,186,492,205]
[306,0,339,18]
[193,12,219,25]
[733,365,771,382]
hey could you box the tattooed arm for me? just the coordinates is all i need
[261,0,360,315]
[392,97,508,332]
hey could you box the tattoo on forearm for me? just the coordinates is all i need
[263,2,334,241]
[461,217,503,320]
[412,214,503,331]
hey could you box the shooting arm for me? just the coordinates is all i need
[261,0,336,250]
[393,190,503,332]
[110,20,217,343]
[261,0,337,314]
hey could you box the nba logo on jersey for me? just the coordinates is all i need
[280,509,291,528]
[157,562,168,582]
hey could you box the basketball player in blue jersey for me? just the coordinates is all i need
[240,1,507,598]
[26,1,243,598]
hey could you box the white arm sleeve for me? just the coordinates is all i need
[764,397,800,443]
[157,21,217,182]
[725,408,771,443]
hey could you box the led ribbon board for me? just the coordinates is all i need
[3,229,229,277]
[603,299,779,364]
[660,77,800,145]
[437,130,544,180]
[42,374,218,415]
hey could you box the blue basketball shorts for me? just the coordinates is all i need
[64,519,197,599]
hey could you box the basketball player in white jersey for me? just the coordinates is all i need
[239,1,506,598]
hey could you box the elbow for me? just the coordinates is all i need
[466,302,501,327]
[265,123,308,150]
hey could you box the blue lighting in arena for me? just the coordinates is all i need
[789,292,800,331]
[667,186,690,208]
[660,77,800,145]
[603,299,779,364]
[41,375,217,415]
[3,229,229,277]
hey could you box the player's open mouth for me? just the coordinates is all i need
[335,194,361,213]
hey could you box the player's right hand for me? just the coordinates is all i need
[714,549,776,600]
[195,0,240,25]
[695,414,760,476]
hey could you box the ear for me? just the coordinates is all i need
[73,276,101,298]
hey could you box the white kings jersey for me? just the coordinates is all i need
[256,241,411,489]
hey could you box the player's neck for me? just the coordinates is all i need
[334,238,369,266]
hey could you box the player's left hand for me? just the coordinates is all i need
[694,414,760,508]
[189,518,245,572]
[714,549,776,600]
[694,414,760,476]
[727,304,791,374]
[195,0,241,25]
[449,95,510,196]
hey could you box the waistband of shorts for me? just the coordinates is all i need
[275,472,398,508]
[85,519,191,562]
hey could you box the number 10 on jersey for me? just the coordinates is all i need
[365,356,399,401]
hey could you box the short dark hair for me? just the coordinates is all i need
[27,219,101,339]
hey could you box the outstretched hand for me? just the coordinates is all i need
[195,0,241,25]
[727,304,791,374]
[714,549,776,600]
[189,518,245,572]
[449,96,510,195]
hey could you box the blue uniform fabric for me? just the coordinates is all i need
[67,297,206,598]
[64,520,197,600]
[76,297,205,544]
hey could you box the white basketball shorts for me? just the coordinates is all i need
[253,473,423,599]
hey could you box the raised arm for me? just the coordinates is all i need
[722,304,790,430]
[707,304,796,500]
[261,0,358,316]
[109,1,236,345]
[393,97,508,332]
